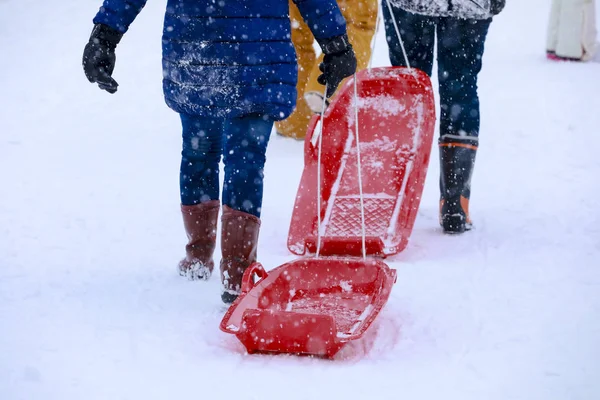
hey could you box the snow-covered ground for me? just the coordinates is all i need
[1,1,599,399]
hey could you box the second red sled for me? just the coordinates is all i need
[288,67,436,258]
[219,258,397,358]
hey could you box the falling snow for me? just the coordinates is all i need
[1,1,599,400]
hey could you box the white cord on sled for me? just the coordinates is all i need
[384,0,411,69]
[353,75,367,260]
[315,77,368,260]
[315,85,328,257]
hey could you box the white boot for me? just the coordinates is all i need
[546,0,598,60]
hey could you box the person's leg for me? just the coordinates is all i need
[220,115,273,303]
[180,114,224,205]
[344,0,378,67]
[582,0,597,60]
[222,115,273,217]
[274,1,316,139]
[436,17,491,233]
[437,17,490,138]
[381,3,436,75]
[546,0,562,55]
[554,0,594,60]
[304,0,378,111]
[178,114,224,279]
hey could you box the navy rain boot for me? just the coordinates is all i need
[439,135,478,234]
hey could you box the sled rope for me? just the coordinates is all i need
[315,77,368,259]
[315,84,328,257]
[467,0,486,11]
[353,74,367,260]
[384,0,412,69]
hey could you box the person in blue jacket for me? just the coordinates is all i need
[83,0,357,303]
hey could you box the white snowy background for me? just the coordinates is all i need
[1,1,599,399]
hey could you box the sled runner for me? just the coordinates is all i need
[288,67,435,257]
[219,258,397,358]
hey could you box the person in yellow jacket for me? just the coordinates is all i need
[275,0,378,139]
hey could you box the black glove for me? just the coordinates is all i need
[490,0,505,15]
[82,24,123,94]
[316,34,357,98]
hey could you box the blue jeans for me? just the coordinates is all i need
[382,5,491,137]
[180,114,273,217]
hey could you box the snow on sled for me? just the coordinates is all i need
[219,258,397,358]
[288,67,435,258]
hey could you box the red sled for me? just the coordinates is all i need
[219,67,434,358]
[219,258,397,358]
[288,67,436,258]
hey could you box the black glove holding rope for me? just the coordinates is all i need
[82,24,123,94]
[316,34,357,98]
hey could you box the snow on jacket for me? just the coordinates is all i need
[93,0,347,119]
[388,0,504,19]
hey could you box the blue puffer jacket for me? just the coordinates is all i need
[93,0,347,119]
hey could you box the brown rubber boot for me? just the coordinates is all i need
[178,200,220,280]
[219,206,261,304]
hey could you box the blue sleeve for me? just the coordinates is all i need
[292,0,347,40]
[92,0,148,33]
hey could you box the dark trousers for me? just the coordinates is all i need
[382,5,491,137]
[180,114,273,217]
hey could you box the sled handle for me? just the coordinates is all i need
[241,263,268,294]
